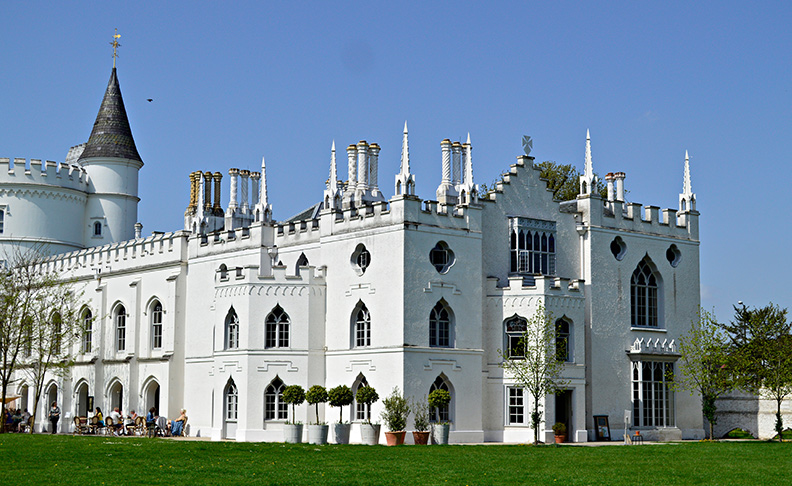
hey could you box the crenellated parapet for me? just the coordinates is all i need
[0,157,90,192]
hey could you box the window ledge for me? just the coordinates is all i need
[630,327,667,333]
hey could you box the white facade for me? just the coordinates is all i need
[6,68,708,443]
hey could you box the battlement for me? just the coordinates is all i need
[0,156,89,192]
[34,230,189,279]
[580,196,699,240]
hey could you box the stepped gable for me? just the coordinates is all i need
[78,68,142,163]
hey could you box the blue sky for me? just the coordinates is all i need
[1,1,790,322]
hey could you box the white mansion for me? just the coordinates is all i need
[4,66,707,443]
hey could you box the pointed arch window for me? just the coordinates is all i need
[631,258,659,327]
[115,305,126,352]
[94,221,102,237]
[264,377,287,420]
[429,301,453,348]
[0,208,4,234]
[504,315,528,359]
[353,302,371,348]
[296,253,309,276]
[151,301,163,349]
[555,317,572,362]
[265,305,290,348]
[352,375,370,422]
[52,312,62,355]
[225,381,238,422]
[225,308,239,349]
[82,310,93,353]
[429,376,451,423]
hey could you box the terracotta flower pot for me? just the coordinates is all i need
[385,431,406,446]
[412,431,430,445]
[554,434,566,444]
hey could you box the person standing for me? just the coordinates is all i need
[48,402,61,434]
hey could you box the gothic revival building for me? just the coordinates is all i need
[5,65,706,442]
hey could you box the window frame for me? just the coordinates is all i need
[631,360,675,428]
[353,303,371,348]
[353,376,371,422]
[509,218,556,276]
[265,305,290,349]
[631,258,660,328]
[504,315,528,360]
[429,301,452,348]
[507,386,525,425]
[264,378,288,421]
[115,305,126,352]
[151,302,163,350]
[225,308,240,350]
[82,310,93,354]
[429,376,451,423]
[555,317,572,363]
[225,382,239,422]
[429,241,455,274]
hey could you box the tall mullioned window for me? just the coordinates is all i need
[353,375,371,422]
[508,387,525,424]
[265,305,290,348]
[82,310,93,353]
[353,302,371,347]
[115,305,126,352]
[429,301,452,347]
[504,315,528,359]
[264,377,287,421]
[429,376,451,422]
[509,218,556,276]
[632,361,674,428]
[151,302,163,349]
[631,258,659,327]
[225,308,239,349]
[0,208,4,234]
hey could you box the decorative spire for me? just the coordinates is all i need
[683,150,692,195]
[464,132,473,185]
[260,156,269,207]
[400,121,410,175]
[579,129,596,195]
[78,67,141,163]
[395,121,416,196]
[329,140,338,192]
[460,132,478,204]
[679,150,696,212]
[254,156,273,222]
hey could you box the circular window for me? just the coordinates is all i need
[351,244,371,276]
[610,237,626,261]
[666,245,681,267]
[429,241,455,274]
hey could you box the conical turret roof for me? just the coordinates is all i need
[78,67,141,163]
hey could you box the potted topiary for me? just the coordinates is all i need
[306,385,329,445]
[428,389,451,445]
[411,396,430,445]
[355,385,380,445]
[552,422,567,444]
[282,384,306,443]
[328,384,354,444]
[380,387,410,446]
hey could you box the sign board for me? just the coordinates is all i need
[593,415,611,441]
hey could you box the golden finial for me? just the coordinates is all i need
[110,28,121,68]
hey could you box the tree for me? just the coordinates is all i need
[281,385,305,425]
[672,309,733,440]
[327,385,354,424]
[355,386,378,425]
[723,303,792,442]
[305,385,328,425]
[535,161,608,201]
[498,305,569,444]
[0,247,83,433]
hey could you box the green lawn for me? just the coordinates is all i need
[1,434,790,485]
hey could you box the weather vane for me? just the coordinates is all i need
[110,28,121,68]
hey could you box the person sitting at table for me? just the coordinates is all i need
[17,409,31,433]
[108,407,123,435]
[169,409,187,437]
[146,407,157,426]
[11,409,22,431]
[124,410,137,435]
[94,407,105,429]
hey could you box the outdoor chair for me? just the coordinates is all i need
[130,416,145,436]
[105,417,115,435]
[73,416,89,435]
[19,416,33,433]
[90,415,104,435]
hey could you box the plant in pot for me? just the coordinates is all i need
[552,422,567,444]
[328,384,354,444]
[281,384,305,443]
[380,387,410,446]
[355,385,380,445]
[306,385,329,445]
[411,396,431,445]
[428,389,451,445]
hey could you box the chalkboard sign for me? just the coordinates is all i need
[87,396,94,412]
[594,415,611,441]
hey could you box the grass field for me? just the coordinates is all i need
[1,434,790,485]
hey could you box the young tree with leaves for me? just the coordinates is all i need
[498,305,568,444]
[723,303,792,442]
[672,309,733,440]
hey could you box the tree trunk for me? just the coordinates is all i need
[777,399,784,443]
[709,420,713,441]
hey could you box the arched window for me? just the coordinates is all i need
[429,300,453,348]
[0,208,4,234]
[631,258,659,327]
[504,315,528,359]
[151,301,163,349]
[82,310,93,353]
[265,305,290,348]
[429,376,451,422]
[225,307,239,349]
[296,253,309,276]
[352,374,370,422]
[352,302,371,348]
[555,317,572,362]
[219,264,228,280]
[225,380,238,422]
[115,305,126,352]
[94,221,102,236]
[52,312,62,355]
[264,377,287,420]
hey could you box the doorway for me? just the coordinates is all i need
[555,390,573,442]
